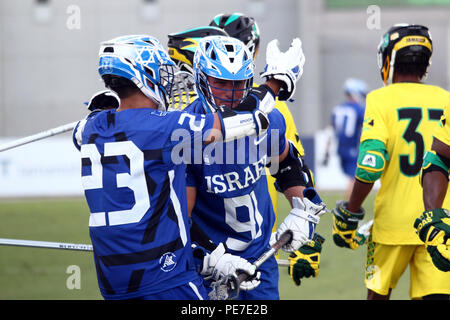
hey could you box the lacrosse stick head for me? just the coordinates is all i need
[168,70,196,111]
[208,274,240,300]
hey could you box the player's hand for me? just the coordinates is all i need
[236,84,276,114]
[217,106,270,141]
[332,200,367,250]
[86,90,120,111]
[276,196,325,253]
[414,208,450,272]
[260,38,305,101]
[424,225,450,272]
[288,233,325,286]
[200,243,261,291]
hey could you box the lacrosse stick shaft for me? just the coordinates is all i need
[0,121,78,152]
[0,237,290,263]
[0,238,93,252]
[276,259,290,267]
[238,231,292,282]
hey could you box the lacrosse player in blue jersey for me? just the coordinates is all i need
[73,34,287,300]
[184,35,326,300]
[330,78,368,198]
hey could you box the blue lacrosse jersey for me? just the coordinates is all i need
[331,101,365,160]
[79,108,214,299]
[185,99,286,269]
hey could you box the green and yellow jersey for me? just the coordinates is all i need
[360,82,450,244]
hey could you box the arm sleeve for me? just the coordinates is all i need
[166,111,215,164]
[355,139,389,183]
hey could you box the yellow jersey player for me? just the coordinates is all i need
[332,24,450,299]
[415,99,450,273]
[209,13,319,286]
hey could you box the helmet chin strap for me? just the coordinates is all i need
[386,50,397,85]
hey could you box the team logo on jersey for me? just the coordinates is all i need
[362,154,376,167]
[160,252,177,272]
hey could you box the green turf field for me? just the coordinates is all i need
[0,191,411,300]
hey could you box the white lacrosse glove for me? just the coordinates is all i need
[260,38,305,101]
[217,106,269,142]
[201,243,261,291]
[236,84,276,114]
[276,197,326,253]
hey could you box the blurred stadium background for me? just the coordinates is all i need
[1,0,450,299]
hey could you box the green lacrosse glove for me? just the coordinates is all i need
[288,233,325,286]
[414,209,450,272]
[332,200,367,250]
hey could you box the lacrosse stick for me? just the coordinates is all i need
[0,238,93,252]
[209,231,293,300]
[168,71,196,111]
[0,121,78,153]
[0,237,295,268]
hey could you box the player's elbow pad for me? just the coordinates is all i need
[271,142,313,192]
[355,139,388,183]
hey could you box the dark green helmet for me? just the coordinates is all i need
[209,13,260,59]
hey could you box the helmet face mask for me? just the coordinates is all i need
[193,36,254,113]
[209,13,260,59]
[377,24,432,85]
[98,35,176,110]
[197,73,252,110]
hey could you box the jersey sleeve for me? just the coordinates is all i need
[433,96,450,147]
[165,110,215,164]
[267,109,287,158]
[275,99,305,156]
[360,92,389,144]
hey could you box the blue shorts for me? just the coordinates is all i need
[129,276,208,300]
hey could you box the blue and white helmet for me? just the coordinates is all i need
[98,35,176,110]
[193,35,254,113]
[343,78,368,105]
